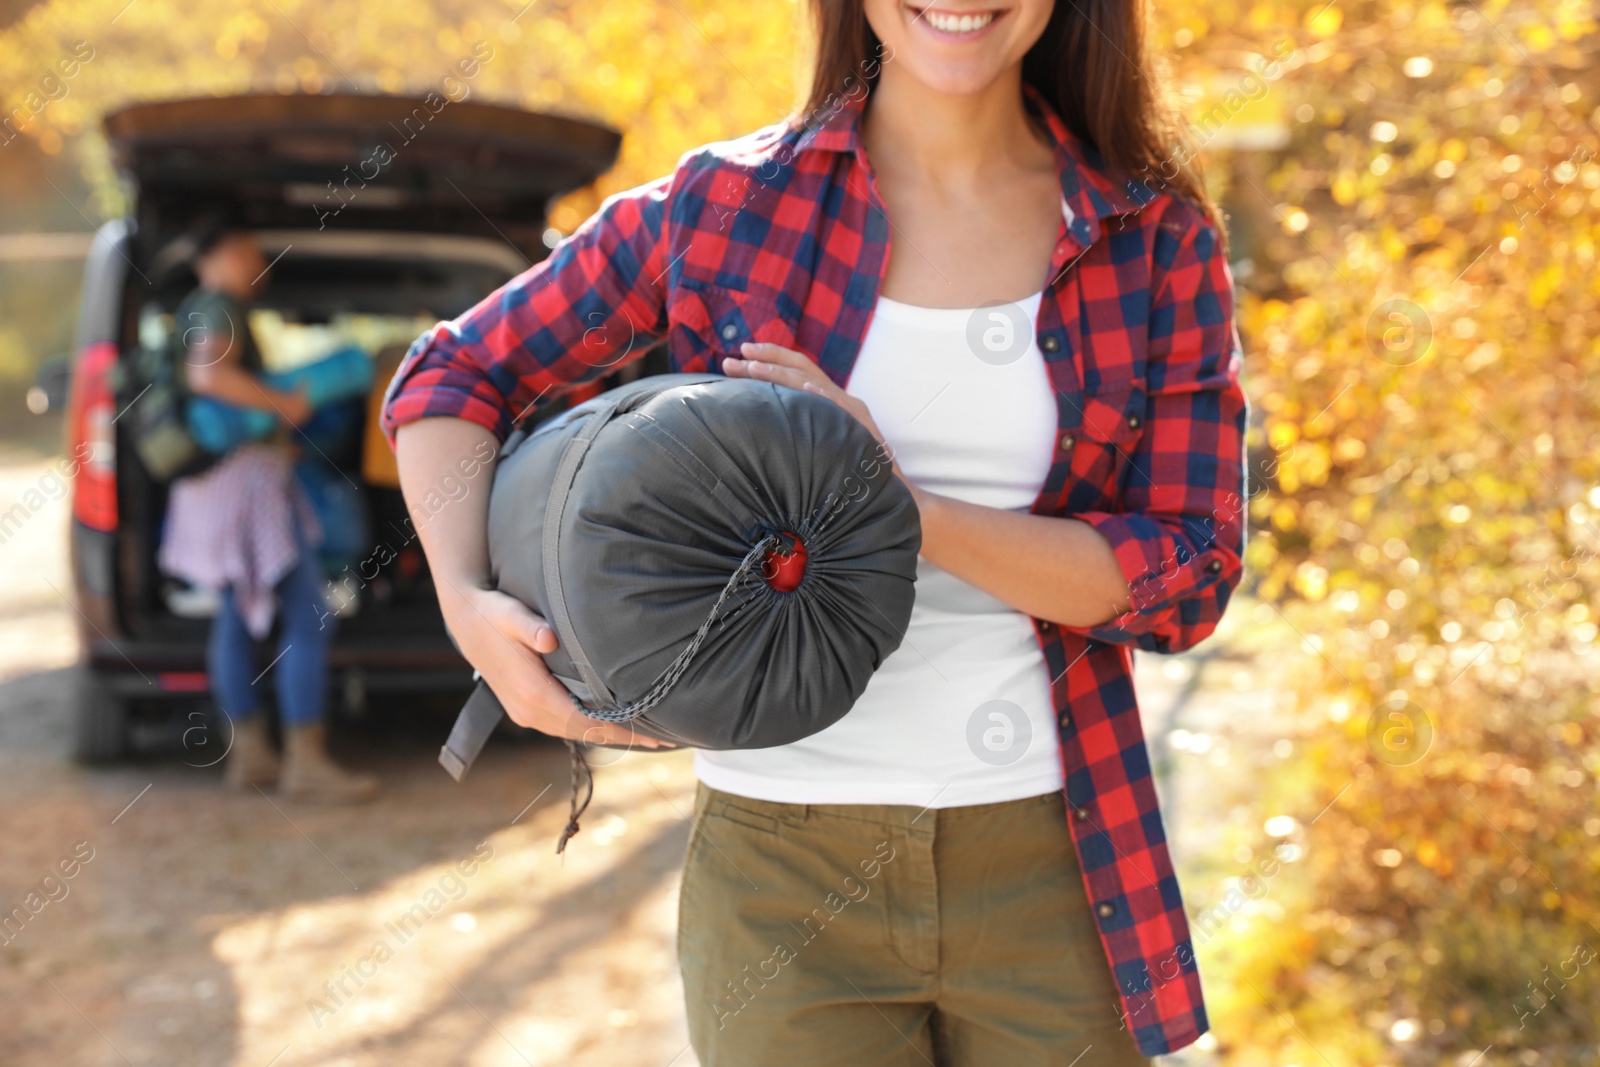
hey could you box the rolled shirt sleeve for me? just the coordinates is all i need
[1067,214,1249,654]
[380,172,674,446]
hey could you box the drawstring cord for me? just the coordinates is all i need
[553,533,778,853]
[556,738,595,855]
[578,534,780,724]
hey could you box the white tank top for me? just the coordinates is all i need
[693,291,1064,809]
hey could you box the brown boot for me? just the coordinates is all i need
[279,722,379,804]
[223,713,280,789]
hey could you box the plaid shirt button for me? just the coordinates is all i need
[1040,335,1060,353]
[1096,902,1116,918]
[1127,413,1142,430]
[1038,620,1053,632]
[1206,559,1224,574]
[721,323,739,341]
[1074,807,1090,821]
[1060,432,1075,452]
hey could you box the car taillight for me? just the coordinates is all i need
[69,340,119,532]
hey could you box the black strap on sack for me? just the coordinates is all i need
[438,682,594,853]
[439,681,505,782]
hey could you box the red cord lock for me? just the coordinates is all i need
[762,531,807,592]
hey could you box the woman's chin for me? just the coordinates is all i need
[890,59,1015,100]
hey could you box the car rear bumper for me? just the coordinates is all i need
[85,638,471,698]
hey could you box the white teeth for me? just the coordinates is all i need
[922,9,995,32]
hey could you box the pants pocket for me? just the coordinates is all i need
[706,798,781,836]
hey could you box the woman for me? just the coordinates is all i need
[160,221,378,804]
[385,0,1246,1061]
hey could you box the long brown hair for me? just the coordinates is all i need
[798,0,1222,235]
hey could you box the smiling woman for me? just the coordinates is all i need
[386,0,1245,1061]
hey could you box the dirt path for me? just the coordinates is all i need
[0,439,704,1066]
[0,671,704,1067]
[0,440,1292,1067]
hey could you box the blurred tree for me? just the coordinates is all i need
[1172,1,1600,1064]
[0,0,804,222]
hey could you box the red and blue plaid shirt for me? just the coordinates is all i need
[384,83,1247,1055]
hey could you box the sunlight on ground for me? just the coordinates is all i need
[0,451,77,682]
[213,758,699,1067]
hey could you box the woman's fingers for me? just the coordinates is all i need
[730,343,837,390]
[562,703,675,750]
[499,633,675,751]
[724,357,811,394]
[495,599,560,655]
[727,343,896,458]
[449,590,574,731]
[738,341,815,369]
[574,718,675,750]
[506,674,667,747]
[725,358,837,402]
[496,663,570,730]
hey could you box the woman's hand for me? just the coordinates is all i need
[725,343,898,468]
[438,581,674,749]
[396,417,672,751]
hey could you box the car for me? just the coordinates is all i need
[60,92,639,762]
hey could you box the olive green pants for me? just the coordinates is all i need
[677,783,1150,1067]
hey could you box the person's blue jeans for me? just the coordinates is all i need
[207,523,333,727]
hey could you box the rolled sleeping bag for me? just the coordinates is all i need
[186,395,276,454]
[186,345,376,455]
[441,375,921,840]
[274,344,375,410]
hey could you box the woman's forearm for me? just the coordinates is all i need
[911,486,1132,629]
[394,417,500,599]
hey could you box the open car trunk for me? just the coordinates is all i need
[105,93,622,255]
[100,94,627,670]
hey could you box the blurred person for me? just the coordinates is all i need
[159,218,378,804]
[385,0,1246,1060]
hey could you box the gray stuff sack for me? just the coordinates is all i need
[438,374,921,849]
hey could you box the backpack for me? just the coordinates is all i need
[120,290,255,483]
[120,341,217,483]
